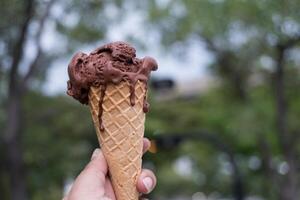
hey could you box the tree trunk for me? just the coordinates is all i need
[3,87,27,200]
[258,136,279,199]
[2,0,54,198]
[219,53,247,101]
[227,153,244,200]
[274,46,298,200]
[2,0,34,199]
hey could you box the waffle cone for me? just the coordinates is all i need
[88,81,146,200]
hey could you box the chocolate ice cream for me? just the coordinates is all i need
[67,41,158,129]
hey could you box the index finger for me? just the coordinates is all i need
[143,138,151,154]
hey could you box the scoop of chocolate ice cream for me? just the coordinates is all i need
[67,41,158,105]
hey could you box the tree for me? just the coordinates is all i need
[0,0,113,199]
[1,1,55,199]
[143,0,300,199]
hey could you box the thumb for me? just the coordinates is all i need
[67,149,108,200]
[87,148,108,176]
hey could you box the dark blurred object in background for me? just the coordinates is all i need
[151,78,175,91]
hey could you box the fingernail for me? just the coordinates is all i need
[142,177,153,193]
[91,149,100,160]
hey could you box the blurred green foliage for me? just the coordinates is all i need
[1,0,300,200]
[23,92,95,200]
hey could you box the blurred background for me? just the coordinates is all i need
[1,0,300,200]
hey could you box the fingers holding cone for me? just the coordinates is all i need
[138,138,157,194]
[142,138,151,154]
[63,138,156,200]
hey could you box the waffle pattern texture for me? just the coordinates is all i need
[88,81,146,200]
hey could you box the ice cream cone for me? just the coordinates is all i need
[88,80,146,200]
[67,41,157,199]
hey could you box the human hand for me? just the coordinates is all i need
[63,138,156,200]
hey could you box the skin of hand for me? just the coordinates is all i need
[63,138,157,200]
